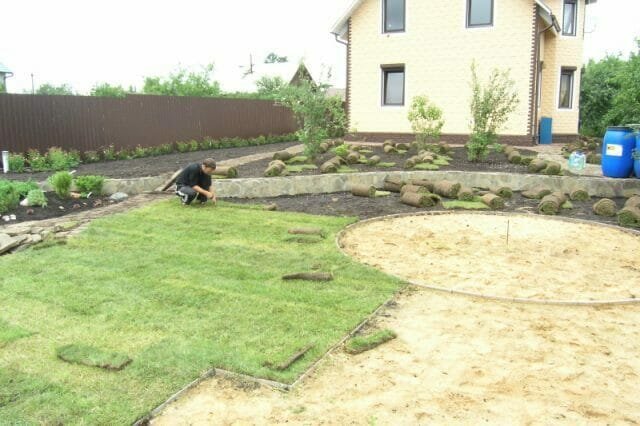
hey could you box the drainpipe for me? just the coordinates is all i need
[533,14,557,144]
[332,32,348,46]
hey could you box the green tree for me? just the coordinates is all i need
[36,83,74,95]
[142,64,221,97]
[407,95,445,146]
[0,80,6,93]
[264,53,288,64]
[278,80,346,157]
[90,83,128,97]
[579,55,625,136]
[604,40,640,128]
[256,76,287,98]
[467,62,519,161]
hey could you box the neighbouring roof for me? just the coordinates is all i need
[0,62,12,75]
[219,61,318,93]
[331,0,598,40]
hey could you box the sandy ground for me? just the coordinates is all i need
[152,213,640,425]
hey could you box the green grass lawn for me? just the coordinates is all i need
[0,201,403,424]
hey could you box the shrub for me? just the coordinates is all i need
[407,95,445,146]
[188,140,199,152]
[27,149,49,172]
[467,62,519,161]
[83,151,101,163]
[131,146,149,158]
[116,149,130,160]
[74,175,105,195]
[101,145,116,161]
[27,189,48,207]
[12,180,39,198]
[0,180,20,213]
[48,171,73,198]
[332,143,350,158]
[46,147,80,171]
[176,141,191,153]
[8,153,26,173]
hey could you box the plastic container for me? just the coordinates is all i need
[568,151,586,172]
[634,133,640,178]
[539,117,552,144]
[601,126,635,178]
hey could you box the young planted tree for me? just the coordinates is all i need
[277,79,346,157]
[467,62,519,161]
[256,76,287,99]
[407,95,444,147]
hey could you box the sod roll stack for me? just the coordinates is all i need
[528,159,548,173]
[410,179,434,192]
[538,192,567,215]
[433,180,461,198]
[265,160,287,177]
[383,176,405,193]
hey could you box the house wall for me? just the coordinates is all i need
[538,0,586,137]
[348,0,537,141]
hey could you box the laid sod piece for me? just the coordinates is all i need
[265,160,287,177]
[285,156,309,164]
[367,155,381,166]
[507,150,522,164]
[569,188,590,201]
[282,272,334,282]
[528,159,548,173]
[457,187,475,201]
[491,186,513,199]
[443,198,489,210]
[593,198,617,217]
[417,152,434,163]
[346,151,360,164]
[374,190,391,197]
[0,320,32,346]
[522,187,552,199]
[263,344,315,371]
[284,236,323,244]
[404,156,420,169]
[272,150,294,161]
[286,164,318,173]
[320,160,339,174]
[413,163,440,171]
[587,153,602,164]
[409,179,434,192]
[481,193,505,210]
[212,166,238,178]
[543,161,562,175]
[337,166,358,173]
[400,184,430,195]
[400,191,439,208]
[288,227,326,238]
[378,162,396,168]
[351,184,377,198]
[56,344,132,371]
[538,192,568,215]
[383,145,397,154]
[562,200,574,209]
[345,329,397,355]
[433,180,461,198]
[433,157,450,166]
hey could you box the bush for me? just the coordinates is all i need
[46,147,80,171]
[8,153,26,173]
[101,145,116,161]
[27,189,48,207]
[12,180,39,198]
[131,146,149,159]
[48,171,73,198]
[0,180,20,213]
[74,175,105,195]
[332,143,350,158]
[83,151,101,163]
[27,149,49,172]
[407,95,444,146]
[467,62,519,161]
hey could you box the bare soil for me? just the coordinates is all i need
[3,192,118,224]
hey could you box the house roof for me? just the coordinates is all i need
[0,62,12,75]
[331,0,598,40]
[219,61,317,93]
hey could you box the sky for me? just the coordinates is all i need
[0,0,638,95]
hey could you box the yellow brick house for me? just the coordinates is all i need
[331,0,597,145]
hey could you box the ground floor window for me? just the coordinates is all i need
[558,67,575,109]
[382,65,405,106]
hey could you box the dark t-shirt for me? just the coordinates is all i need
[176,163,212,190]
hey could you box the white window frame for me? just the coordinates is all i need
[380,64,406,109]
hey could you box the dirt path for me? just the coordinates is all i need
[152,213,640,425]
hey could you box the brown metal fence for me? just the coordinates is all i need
[0,94,297,153]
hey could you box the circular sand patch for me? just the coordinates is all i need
[339,212,640,303]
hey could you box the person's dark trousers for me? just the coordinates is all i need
[176,185,208,205]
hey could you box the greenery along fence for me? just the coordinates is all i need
[0,94,298,154]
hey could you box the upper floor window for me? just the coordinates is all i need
[467,0,494,27]
[562,0,577,36]
[383,0,405,33]
[558,67,575,109]
[382,66,405,106]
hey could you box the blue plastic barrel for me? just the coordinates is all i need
[634,133,640,178]
[601,126,635,178]
[539,117,552,144]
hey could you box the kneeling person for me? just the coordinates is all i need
[175,158,217,205]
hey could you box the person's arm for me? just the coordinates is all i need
[192,185,216,203]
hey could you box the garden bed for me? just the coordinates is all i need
[2,192,118,224]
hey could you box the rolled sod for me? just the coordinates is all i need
[587,153,602,164]
[263,344,315,371]
[593,198,617,217]
[318,142,330,153]
[282,272,334,281]
[481,193,505,210]
[401,191,438,208]
[520,156,534,166]
[320,160,339,174]
[543,162,562,175]
[409,179,434,192]
[400,184,430,195]
[569,188,590,201]
[538,192,567,215]
[346,151,360,164]
[457,187,475,201]
[504,145,515,156]
[56,344,131,371]
[212,166,238,178]
[272,150,294,161]
[617,206,640,228]
[507,151,521,164]
[625,196,640,208]
[417,152,434,163]
[351,184,377,198]
[344,329,397,355]
[265,161,287,177]
[396,142,410,151]
[383,144,397,154]
[404,156,420,169]
[383,182,403,192]
[522,187,552,199]
[437,142,451,154]
[367,155,381,166]
[527,159,548,173]
[385,175,404,186]
[491,186,513,199]
[433,180,461,198]
[285,156,308,164]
